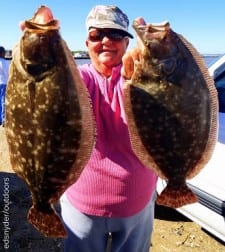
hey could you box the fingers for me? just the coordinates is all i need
[134,17,147,25]
[121,52,134,80]
[32,6,54,24]
[18,6,54,32]
[19,21,26,31]
[121,48,141,80]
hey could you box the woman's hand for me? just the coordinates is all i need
[121,17,146,80]
[121,47,141,80]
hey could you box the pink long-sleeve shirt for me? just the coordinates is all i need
[65,63,157,217]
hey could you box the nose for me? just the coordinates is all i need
[102,36,113,43]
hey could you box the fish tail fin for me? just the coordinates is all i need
[27,205,67,238]
[156,182,198,208]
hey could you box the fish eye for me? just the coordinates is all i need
[39,34,49,43]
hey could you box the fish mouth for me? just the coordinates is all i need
[24,20,59,32]
[132,18,170,48]
[24,5,59,32]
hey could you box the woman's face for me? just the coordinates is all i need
[86,28,129,77]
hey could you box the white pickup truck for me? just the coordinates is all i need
[157,54,225,242]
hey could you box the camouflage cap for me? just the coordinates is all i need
[86,5,133,38]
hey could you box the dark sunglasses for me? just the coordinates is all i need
[88,30,127,42]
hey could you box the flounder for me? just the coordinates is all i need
[5,6,95,237]
[122,18,218,208]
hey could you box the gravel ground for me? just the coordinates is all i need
[1,171,225,252]
[1,126,225,252]
[151,204,225,252]
[0,172,64,251]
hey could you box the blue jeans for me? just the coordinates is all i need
[0,84,6,124]
[60,192,156,252]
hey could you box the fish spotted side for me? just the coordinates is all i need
[123,18,218,208]
[5,6,95,237]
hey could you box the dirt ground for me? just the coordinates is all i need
[1,126,225,252]
[151,205,225,252]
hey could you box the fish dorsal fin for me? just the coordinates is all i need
[175,33,218,178]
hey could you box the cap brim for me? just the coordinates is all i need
[123,31,134,39]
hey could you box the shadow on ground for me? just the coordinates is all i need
[0,172,64,251]
[154,203,190,222]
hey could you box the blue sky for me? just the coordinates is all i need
[1,0,225,54]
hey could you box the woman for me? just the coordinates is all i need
[60,5,158,252]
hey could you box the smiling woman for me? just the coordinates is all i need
[60,5,158,252]
[85,26,130,77]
